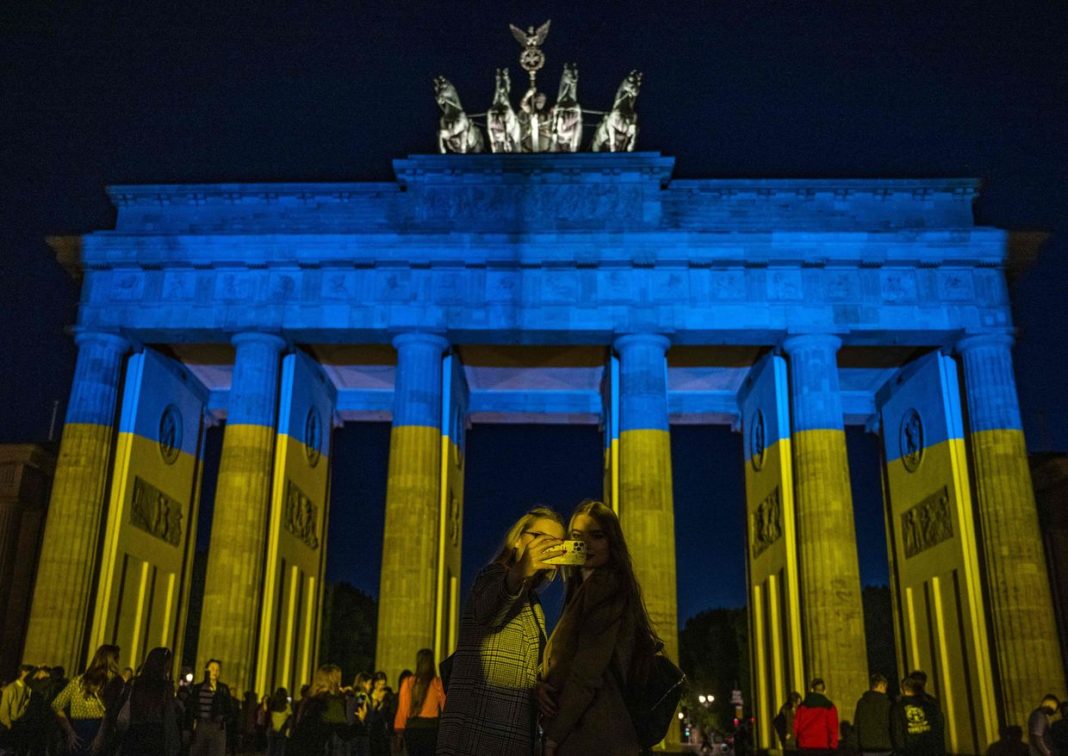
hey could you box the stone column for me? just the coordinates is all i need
[23,331,129,670]
[376,333,448,682]
[615,335,678,663]
[199,332,285,692]
[782,334,867,707]
[957,333,1066,728]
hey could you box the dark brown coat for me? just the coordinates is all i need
[541,569,639,756]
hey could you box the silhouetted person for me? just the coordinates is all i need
[853,673,892,756]
[907,671,937,706]
[795,678,839,755]
[890,676,944,756]
[1027,695,1059,756]
[774,692,803,752]
[985,725,1028,756]
[117,647,181,756]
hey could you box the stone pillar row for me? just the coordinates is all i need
[24,326,1063,729]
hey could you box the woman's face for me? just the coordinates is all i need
[516,516,565,552]
[570,513,610,569]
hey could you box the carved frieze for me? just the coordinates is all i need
[412,184,643,226]
[901,486,953,558]
[130,477,183,546]
[284,479,320,550]
[750,486,782,558]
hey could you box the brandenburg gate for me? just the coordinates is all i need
[27,151,1064,751]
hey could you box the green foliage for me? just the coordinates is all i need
[678,607,750,732]
[319,582,378,683]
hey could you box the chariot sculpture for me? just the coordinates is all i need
[434,20,642,154]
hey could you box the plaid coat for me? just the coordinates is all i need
[436,563,546,756]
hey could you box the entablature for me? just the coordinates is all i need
[103,153,981,236]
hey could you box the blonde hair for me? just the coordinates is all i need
[308,664,342,698]
[492,506,565,566]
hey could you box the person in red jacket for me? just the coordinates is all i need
[794,678,839,755]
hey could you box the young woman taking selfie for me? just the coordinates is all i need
[539,499,660,756]
[436,506,566,756]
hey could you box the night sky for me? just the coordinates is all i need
[2,2,1065,625]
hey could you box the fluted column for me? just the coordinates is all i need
[199,332,285,692]
[957,333,1066,729]
[782,334,867,707]
[376,333,448,682]
[23,330,129,670]
[615,335,678,664]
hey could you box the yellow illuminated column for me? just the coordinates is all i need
[376,333,448,682]
[614,335,677,663]
[23,330,130,670]
[198,332,285,692]
[957,333,1066,728]
[782,334,867,708]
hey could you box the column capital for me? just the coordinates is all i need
[72,329,130,353]
[956,331,1015,354]
[781,333,842,355]
[230,331,287,351]
[391,332,449,353]
[613,333,671,354]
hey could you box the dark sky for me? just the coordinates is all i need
[2,2,1066,624]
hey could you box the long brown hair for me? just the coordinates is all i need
[408,648,436,717]
[565,500,662,658]
[130,647,174,722]
[80,644,120,698]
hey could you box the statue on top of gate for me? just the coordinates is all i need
[433,21,642,154]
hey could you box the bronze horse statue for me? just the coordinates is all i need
[549,63,582,153]
[434,76,484,154]
[591,70,642,152]
[486,68,522,153]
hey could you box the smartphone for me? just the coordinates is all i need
[543,539,586,566]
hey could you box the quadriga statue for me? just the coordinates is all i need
[548,63,582,152]
[434,76,485,154]
[486,68,522,153]
[591,69,642,152]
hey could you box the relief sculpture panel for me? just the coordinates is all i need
[130,477,183,546]
[284,479,320,550]
[751,486,782,558]
[901,486,953,558]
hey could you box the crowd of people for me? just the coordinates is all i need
[1,499,663,756]
[7,495,1061,756]
[0,649,406,756]
[773,674,1068,756]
